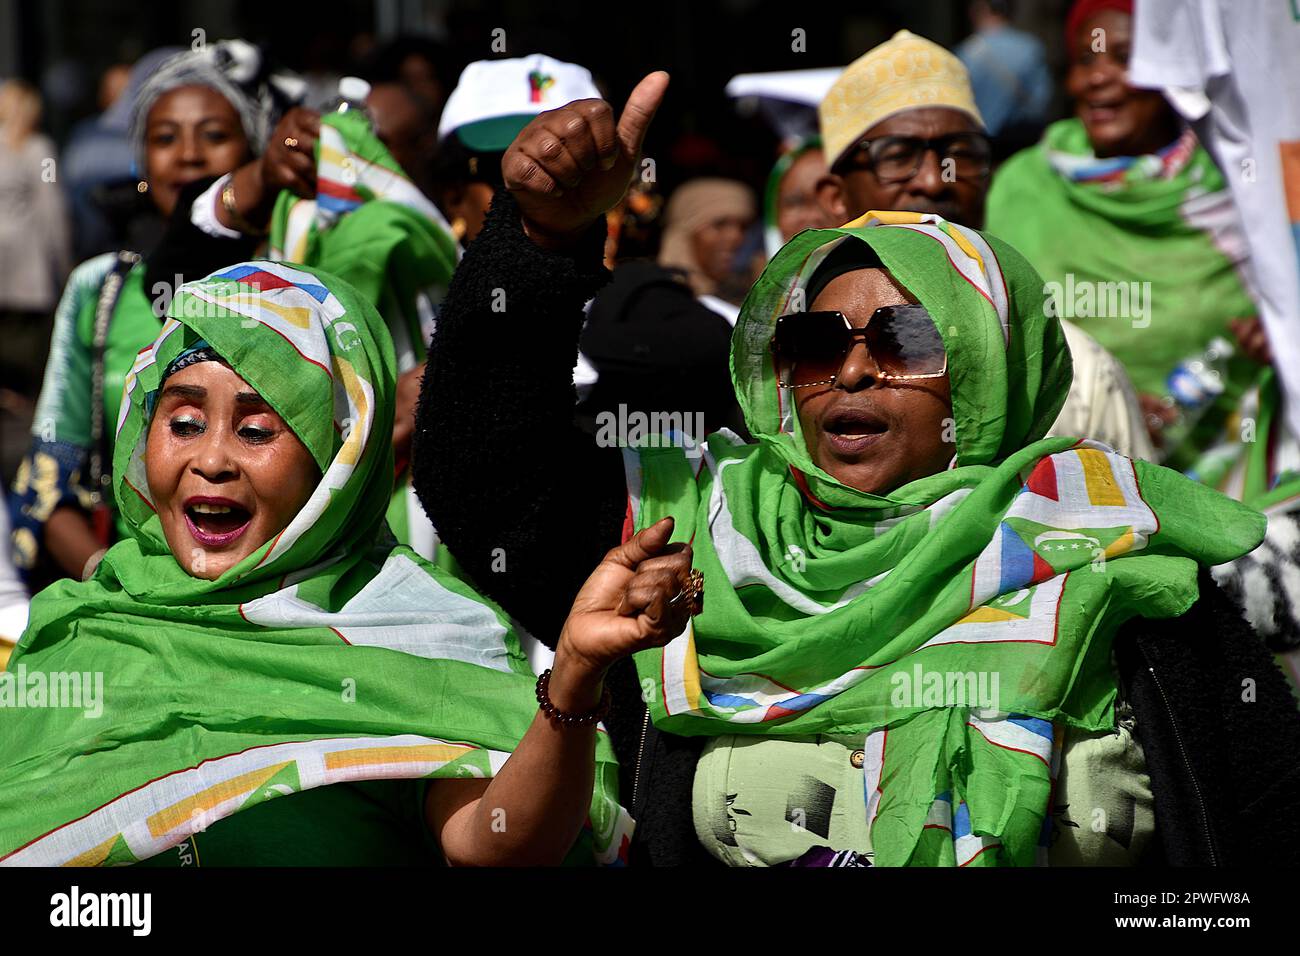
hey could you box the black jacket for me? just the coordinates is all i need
[412,189,1300,866]
[575,258,746,440]
[143,176,262,301]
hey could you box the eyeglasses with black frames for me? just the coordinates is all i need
[838,132,993,184]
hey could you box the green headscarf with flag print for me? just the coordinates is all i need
[0,260,628,867]
[1185,367,1300,515]
[268,107,461,551]
[986,119,1258,403]
[269,109,460,369]
[624,210,1266,867]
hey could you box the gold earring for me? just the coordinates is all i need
[451,217,467,241]
[136,180,149,194]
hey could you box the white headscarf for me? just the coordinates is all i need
[657,177,756,297]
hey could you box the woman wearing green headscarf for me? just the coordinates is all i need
[8,41,314,590]
[0,258,702,867]
[762,135,833,260]
[984,0,1258,464]
[413,72,1300,866]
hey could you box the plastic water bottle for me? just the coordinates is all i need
[1159,336,1234,456]
[324,76,373,125]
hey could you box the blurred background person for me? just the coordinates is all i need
[427,115,500,247]
[365,80,443,212]
[57,57,131,256]
[577,179,747,444]
[986,0,1257,462]
[95,62,131,111]
[358,34,455,136]
[0,78,71,484]
[60,49,181,262]
[955,0,1053,161]
[819,28,1154,461]
[721,68,841,257]
[763,135,834,257]
[657,176,757,321]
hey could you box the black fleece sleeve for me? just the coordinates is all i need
[1117,569,1300,865]
[410,189,628,645]
[412,195,726,863]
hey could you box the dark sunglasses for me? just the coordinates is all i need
[839,132,993,184]
[770,307,948,388]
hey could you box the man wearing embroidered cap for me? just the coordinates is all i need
[818,30,989,229]
[817,29,1155,461]
[432,54,602,244]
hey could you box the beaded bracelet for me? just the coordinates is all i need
[535,668,611,727]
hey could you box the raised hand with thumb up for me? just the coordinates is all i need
[503,71,670,250]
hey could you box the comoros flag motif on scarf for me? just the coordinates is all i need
[268,109,460,370]
[0,261,631,866]
[628,436,1179,866]
[270,110,457,260]
[267,108,461,554]
[624,211,1266,866]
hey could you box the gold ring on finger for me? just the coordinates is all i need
[669,569,704,609]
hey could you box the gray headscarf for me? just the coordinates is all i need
[127,39,305,175]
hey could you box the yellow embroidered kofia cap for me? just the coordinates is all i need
[819,30,984,170]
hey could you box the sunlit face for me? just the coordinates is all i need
[832,108,988,228]
[145,361,320,580]
[1066,9,1179,158]
[794,268,955,495]
[144,85,251,218]
[777,148,833,241]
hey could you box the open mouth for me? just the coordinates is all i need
[183,497,252,548]
[1082,98,1125,121]
[823,407,888,456]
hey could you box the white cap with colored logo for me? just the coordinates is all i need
[438,53,602,152]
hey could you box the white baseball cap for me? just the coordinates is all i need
[724,68,843,108]
[438,53,602,152]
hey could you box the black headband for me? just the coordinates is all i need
[160,344,221,384]
[803,239,885,307]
